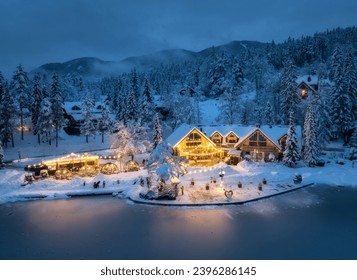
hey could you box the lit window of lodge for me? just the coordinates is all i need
[186,132,202,147]
[226,133,238,143]
[249,131,267,147]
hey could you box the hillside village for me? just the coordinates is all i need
[0,26,356,204]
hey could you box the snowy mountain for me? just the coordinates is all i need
[31,40,267,78]
[32,57,120,78]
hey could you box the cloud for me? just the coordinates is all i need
[0,0,356,75]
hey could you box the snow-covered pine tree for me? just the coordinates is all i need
[283,111,300,167]
[265,101,274,127]
[11,64,29,140]
[36,97,53,145]
[80,94,96,143]
[0,84,17,148]
[110,122,132,157]
[346,128,357,160]
[350,128,357,148]
[50,72,65,147]
[140,78,155,125]
[126,69,140,123]
[145,140,186,183]
[0,140,4,166]
[153,113,163,150]
[219,86,239,125]
[240,102,250,125]
[329,46,344,82]
[128,119,149,156]
[0,71,4,104]
[329,51,354,141]
[312,84,331,148]
[343,48,357,120]
[279,58,299,123]
[303,105,320,166]
[97,102,112,143]
[206,51,228,97]
[31,74,43,144]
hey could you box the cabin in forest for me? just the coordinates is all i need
[63,99,114,135]
[167,124,301,166]
[296,75,332,99]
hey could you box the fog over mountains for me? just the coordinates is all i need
[32,40,266,78]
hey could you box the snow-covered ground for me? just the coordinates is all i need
[1,151,356,205]
[1,128,356,205]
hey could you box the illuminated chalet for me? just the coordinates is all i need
[167,124,301,166]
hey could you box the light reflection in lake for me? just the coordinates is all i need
[0,185,357,259]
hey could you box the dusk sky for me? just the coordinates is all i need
[0,0,356,75]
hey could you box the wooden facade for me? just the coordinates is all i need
[168,125,295,166]
[236,129,282,161]
[173,128,224,166]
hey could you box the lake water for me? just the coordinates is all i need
[1,185,357,260]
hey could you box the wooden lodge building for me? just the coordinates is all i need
[296,75,332,99]
[167,124,302,166]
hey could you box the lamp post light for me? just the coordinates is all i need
[219,169,225,187]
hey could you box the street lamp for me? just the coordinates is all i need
[219,169,225,187]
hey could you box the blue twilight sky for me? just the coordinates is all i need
[0,0,356,75]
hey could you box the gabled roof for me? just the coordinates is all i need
[166,124,216,147]
[235,128,282,150]
[297,81,317,93]
[167,124,302,148]
[209,130,224,138]
[296,75,333,88]
[296,75,318,86]
[224,130,239,138]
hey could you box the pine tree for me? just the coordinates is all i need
[80,94,96,143]
[145,140,186,183]
[279,58,299,123]
[283,111,300,167]
[312,86,331,147]
[110,122,131,156]
[35,97,53,145]
[303,105,319,166]
[329,50,354,141]
[0,71,4,104]
[0,84,17,148]
[128,119,149,155]
[346,128,357,160]
[153,113,162,149]
[97,102,112,143]
[126,69,139,122]
[219,86,239,125]
[329,46,344,82]
[350,128,357,148]
[50,72,65,147]
[0,140,4,166]
[31,74,43,144]
[11,64,29,140]
[140,78,155,125]
[343,48,357,120]
[265,101,274,127]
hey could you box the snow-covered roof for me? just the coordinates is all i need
[166,124,216,147]
[167,124,302,149]
[296,75,318,86]
[296,75,332,87]
[63,101,106,115]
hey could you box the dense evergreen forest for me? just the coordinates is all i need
[0,26,356,164]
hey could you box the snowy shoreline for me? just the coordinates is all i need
[1,153,356,206]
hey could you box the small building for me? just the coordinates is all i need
[167,124,301,166]
[296,75,332,99]
[63,99,114,135]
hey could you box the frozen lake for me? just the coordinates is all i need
[1,185,357,259]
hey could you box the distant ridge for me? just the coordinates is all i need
[31,40,267,77]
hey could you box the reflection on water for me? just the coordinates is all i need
[0,185,357,260]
